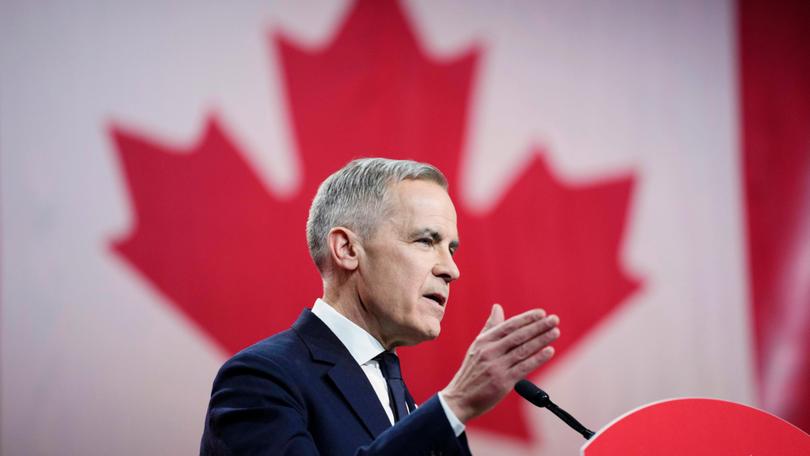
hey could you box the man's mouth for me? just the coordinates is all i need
[422,293,446,307]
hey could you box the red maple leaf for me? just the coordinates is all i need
[110,0,640,444]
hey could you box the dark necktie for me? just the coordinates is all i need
[375,352,412,422]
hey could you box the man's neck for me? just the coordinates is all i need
[321,288,390,349]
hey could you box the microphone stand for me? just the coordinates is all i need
[514,379,595,440]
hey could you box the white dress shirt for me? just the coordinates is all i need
[311,299,464,436]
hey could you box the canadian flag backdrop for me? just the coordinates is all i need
[1,0,808,454]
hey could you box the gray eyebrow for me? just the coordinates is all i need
[411,228,459,252]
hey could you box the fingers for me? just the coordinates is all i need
[444,305,561,423]
[501,314,559,352]
[481,304,505,333]
[479,308,547,342]
[504,324,560,367]
[509,346,556,379]
[476,305,559,372]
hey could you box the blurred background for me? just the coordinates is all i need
[2,0,808,454]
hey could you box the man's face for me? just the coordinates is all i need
[357,179,460,348]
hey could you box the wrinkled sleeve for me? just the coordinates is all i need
[356,396,471,456]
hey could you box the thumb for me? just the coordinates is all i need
[482,303,504,332]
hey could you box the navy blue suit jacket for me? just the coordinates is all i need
[200,309,472,455]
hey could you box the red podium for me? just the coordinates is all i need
[581,398,810,455]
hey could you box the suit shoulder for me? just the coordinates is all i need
[220,328,307,374]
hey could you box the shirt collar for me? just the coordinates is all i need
[311,298,387,365]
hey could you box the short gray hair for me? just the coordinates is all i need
[306,157,447,272]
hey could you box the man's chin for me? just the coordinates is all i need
[419,324,442,342]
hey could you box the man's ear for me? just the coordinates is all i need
[327,227,361,272]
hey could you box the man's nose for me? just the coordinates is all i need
[434,250,460,284]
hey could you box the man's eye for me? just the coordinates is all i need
[417,238,433,245]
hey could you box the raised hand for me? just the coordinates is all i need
[440,304,560,423]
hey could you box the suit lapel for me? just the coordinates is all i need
[292,309,391,438]
[326,361,391,437]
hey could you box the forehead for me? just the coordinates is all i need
[386,179,458,233]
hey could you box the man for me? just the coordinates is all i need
[200,158,560,455]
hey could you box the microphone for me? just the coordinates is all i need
[514,379,595,440]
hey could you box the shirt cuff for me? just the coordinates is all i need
[437,392,466,437]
